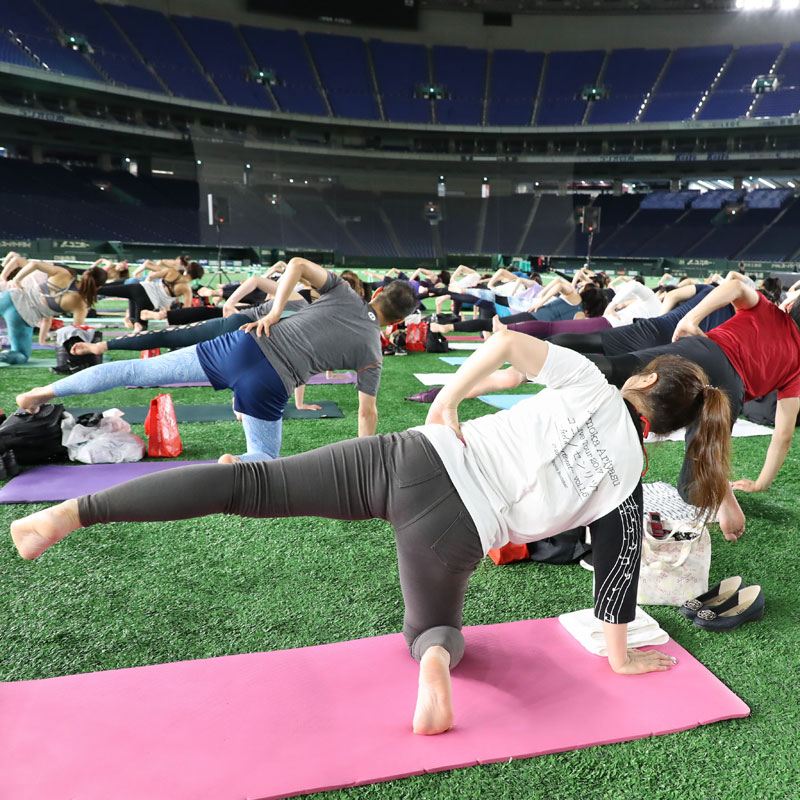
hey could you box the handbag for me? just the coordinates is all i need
[143,393,182,457]
[637,518,711,606]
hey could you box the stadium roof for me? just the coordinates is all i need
[421,0,780,14]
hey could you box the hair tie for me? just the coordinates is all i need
[703,384,714,391]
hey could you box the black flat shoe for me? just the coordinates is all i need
[679,576,743,620]
[693,585,765,632]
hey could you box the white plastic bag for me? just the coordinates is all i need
[61,409,145,464]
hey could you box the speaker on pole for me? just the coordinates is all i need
[581,206,601,234]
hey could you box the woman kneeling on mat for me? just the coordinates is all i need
[0,253,107,364]
[11,332,729,735]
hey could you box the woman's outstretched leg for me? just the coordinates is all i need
[16,346,207,412]
[73,314,250,356]
[11,437,393,559]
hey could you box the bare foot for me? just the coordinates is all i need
[430,322,452,334]
[70,340,108,357]
[123,317,134,329]
[412,646,453,735]
[10,500,82,559]
[140,309,167,321]
[133,322,144,333]
[717,489,746,541]
[16,386,54,414]
[218,453,242,464]
[492,315,507,334]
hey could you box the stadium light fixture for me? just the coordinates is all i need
[779,0,800,9]
[759,178,777,188]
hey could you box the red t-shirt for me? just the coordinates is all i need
[707,294,800,402]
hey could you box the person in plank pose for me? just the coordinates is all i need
[16,258,418,462]
[11,331,731,734]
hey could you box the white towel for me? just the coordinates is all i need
[558,607,669,657]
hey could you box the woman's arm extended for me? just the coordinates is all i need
[426,330,547,435]
[12,260,66,284]
[531,276,579,311]
[732,396,800,493]
[672,278,760,341]
[222,276,285,315]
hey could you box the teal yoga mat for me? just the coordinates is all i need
[477,394,535,410]
[0,359,59,369]
[66,401,343,424]
[439,356,468,366]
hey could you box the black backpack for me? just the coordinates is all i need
[0,404,68,464]
[52,331,103,375]
[425,329,449,353]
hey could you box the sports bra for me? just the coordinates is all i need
[38,278,78,313]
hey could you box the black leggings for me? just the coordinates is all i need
[586,337,745,503]
[107,313,250,351]
[165,306,221,325]
[77,431,483,667]
[450,311,537,333]
[98,282,161,328]
[549,331,606,355]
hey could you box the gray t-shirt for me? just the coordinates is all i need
[237,297,308,323]
[249,272,383,396]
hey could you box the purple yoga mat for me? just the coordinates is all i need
[306,372,356,385]
[126,373,355,389]
[0,461,215,504]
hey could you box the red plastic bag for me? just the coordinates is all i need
[405,321,429,352]
[144,393,182,457]
[140,348,161,359]
[487,542,529,565]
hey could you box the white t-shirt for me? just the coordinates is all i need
[605,281,662,327]
[450,273,482,291]
[415,345,644,554]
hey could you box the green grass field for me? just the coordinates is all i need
[1,326,799,799]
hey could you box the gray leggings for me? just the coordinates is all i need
[77,430,483,668]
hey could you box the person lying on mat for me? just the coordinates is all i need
[17,258,418,462]
[10,333,732,735]
[0,254,107,364]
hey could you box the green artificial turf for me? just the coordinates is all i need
[2,339,800,800]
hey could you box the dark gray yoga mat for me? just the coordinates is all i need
[0,461,215,503]
[66,401,343,424]
[67,406,236,424]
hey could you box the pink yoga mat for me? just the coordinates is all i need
[445,335,484,342]
[0,619,748,800]
[0,461,214,503]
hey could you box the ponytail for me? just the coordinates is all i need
[629,355,731,518]
[78,266,108,307]
[685,384,731,516]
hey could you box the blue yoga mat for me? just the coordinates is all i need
[439,356,468,366]
[478,394,536,410]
